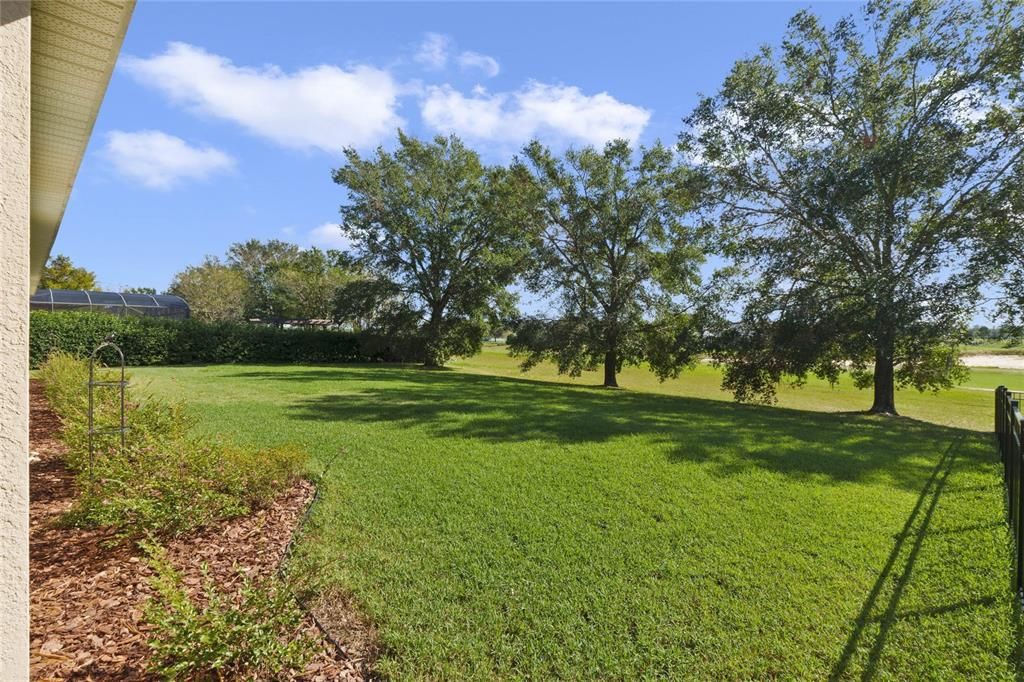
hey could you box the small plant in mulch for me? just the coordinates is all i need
[30,360,361,680]
[37,351,308,538]
[143,544,319,680]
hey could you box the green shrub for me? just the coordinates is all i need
[37,353,307,537]
[37,351,194,470]
[70,439,242,535]
[219,443,310,509]
[72,439,307,536]
[30,310,424,367]
[144,545,317,680]
[36,350,90,419]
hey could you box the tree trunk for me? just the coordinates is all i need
[423,346,443,368]
[869,336,897,415]
[423,306,444,368]
[603,349,618,388]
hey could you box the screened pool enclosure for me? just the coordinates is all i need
[31,289,190,320]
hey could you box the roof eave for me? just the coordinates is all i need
[29,0,136,291]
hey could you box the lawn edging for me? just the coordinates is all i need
[277,446,380,679]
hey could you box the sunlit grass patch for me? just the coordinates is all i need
[132,353,1020,679]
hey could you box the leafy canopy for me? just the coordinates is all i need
[268,247,355,321]
[39,254,97,291]
[168,257,249,323]
[334,131,536,366]
[683,0,1024,412]
[511,139,707,387]
[170,241,358,323]
[226,239,302,321]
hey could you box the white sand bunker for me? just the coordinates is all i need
[962,354,1024,370]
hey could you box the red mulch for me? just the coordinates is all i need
[29,380,371,680]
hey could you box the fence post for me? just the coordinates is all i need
[1015,440,1024,593]
[998,386,1005,437]
[1014,402,1024,596]
[1012,406,1020,543]
[997,387,1005,483]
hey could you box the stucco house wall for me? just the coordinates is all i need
[0,2,32,677]
[1,1,133,675]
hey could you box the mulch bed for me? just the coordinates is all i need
[29,380,371,680]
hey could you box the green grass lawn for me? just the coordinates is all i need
[131,348,1022,679]
[962,341,1024,356]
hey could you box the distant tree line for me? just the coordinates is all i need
[166,241,366,326]
[67,0,1018,415]
[328,0,1023,416]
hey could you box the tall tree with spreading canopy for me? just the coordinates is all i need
[510,139,707,388]
[226,239,302,321]
[987,159,1024,337]
[333,131,536,367]
[39,254,96,290]
[270,247,356,320]
[168,256,248,322]
[683,0,1024,414]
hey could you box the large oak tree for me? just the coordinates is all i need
[333,132,536,367]
[684,0,1024,414]
[510,139,707,387]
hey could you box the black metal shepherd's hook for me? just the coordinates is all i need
[87,334,128,494]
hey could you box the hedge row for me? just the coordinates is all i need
[29,311,425,367]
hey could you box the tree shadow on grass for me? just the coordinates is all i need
[219,366,1016,675]
[221,366,996,494]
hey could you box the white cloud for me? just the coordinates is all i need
[414,33,450,70]
[414,33,499,78]
[457,50,500,78]
[121,42,403,153]
[104,130,234,189]
[421,81,651,147]
[949,86,995,125]
[308,222,353,251]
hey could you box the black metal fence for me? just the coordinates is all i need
[995,386,1024,595]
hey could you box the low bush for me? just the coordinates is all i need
[37,352,307,537]
[219,443,310,509]
[37,350,93,421]
[144,545,317,680]
[30,310,425,367]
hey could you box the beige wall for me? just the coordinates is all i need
[0,1,31,678]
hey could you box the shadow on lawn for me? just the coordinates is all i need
[828,436,1018,679]
[223,366,997,494]
[829,437,959,680]
[221,365,1016,675]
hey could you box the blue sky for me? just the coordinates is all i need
[57,0,859,294]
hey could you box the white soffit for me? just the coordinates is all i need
[30,0,134,288]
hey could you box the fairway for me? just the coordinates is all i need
[132,350,1021,679]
